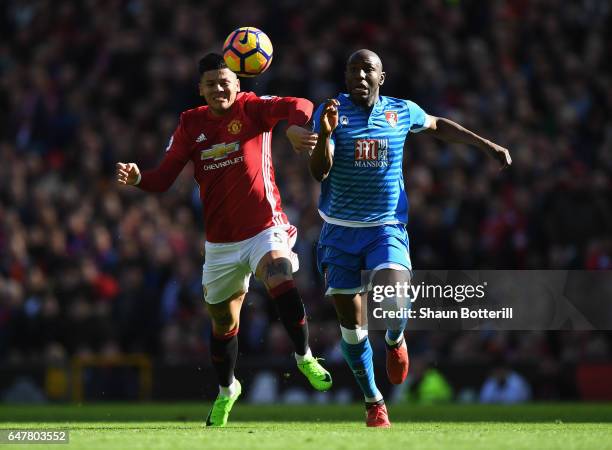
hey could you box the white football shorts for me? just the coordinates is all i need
[202,225,299,304]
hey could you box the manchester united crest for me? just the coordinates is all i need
[385,111,398,128]
[227,119,242,135]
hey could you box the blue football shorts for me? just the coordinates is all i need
[316,222,412,295]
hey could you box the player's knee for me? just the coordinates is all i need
[267,278,297,299]
[265,273,294,294]
[337,313,360,329]
[333,301,361,328]
[332,295,362,326]
[209,308,239,334]
[212,317,239,335]
[262,258,293,292]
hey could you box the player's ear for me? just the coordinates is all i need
[236,77,241,92]
[379,71,386,86]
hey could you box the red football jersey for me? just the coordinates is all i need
[137,92,313,243]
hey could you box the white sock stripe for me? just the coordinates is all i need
[385,332,404,346]
[218,377,237,397]
[365,394,384,403]
[294,347,312,363]
[340,325,368,345]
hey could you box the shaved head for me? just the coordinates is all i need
[345,49,385,107]
[347,49,383,71]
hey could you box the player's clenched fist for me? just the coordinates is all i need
[116,162,141,185]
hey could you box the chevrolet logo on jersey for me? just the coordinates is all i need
[200,142,240,161]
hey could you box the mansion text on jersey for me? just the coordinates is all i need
[353,138,389,168]
[354,158,389,168]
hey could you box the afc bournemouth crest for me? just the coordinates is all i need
[384,111,398,127]
[227,119,242,135]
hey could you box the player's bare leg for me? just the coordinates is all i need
[333,293,390,428]
[205,292,245,427]
[371,268,410,385]
[256,251,332,391]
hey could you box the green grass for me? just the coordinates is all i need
[1,404,611,450]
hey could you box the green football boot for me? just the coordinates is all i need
[205,380,242,427]
[297,356,333,391]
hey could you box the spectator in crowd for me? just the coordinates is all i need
[479,363,531,404]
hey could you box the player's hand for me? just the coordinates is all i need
[485,141,512,170]
[320,98,339,135]
[116,162,141,185]
[286,125,319,153]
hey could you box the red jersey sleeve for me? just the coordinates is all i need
[243,94,314,130]
[138,113,191,192]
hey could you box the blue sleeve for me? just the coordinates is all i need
[311,103,324,133]
[406,100,429,133]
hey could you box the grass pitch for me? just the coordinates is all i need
[1,403,611,450]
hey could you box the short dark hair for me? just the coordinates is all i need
[198,53,227,75]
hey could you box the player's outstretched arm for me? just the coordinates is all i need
[245,95,317,153]
[245,95,313,129]
[286,125,319,153]
[116,154,187,192]
[423,116,512,169]
[309,99,339,182]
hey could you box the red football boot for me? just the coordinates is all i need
[386,338,409,385]
[366,402,391,428]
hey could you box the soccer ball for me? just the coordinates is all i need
[222,27,273,77]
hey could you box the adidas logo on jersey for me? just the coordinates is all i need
[196,133,207,143]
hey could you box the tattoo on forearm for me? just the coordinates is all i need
[265,259,291,279]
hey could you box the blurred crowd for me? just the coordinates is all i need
[1,0,611,386]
